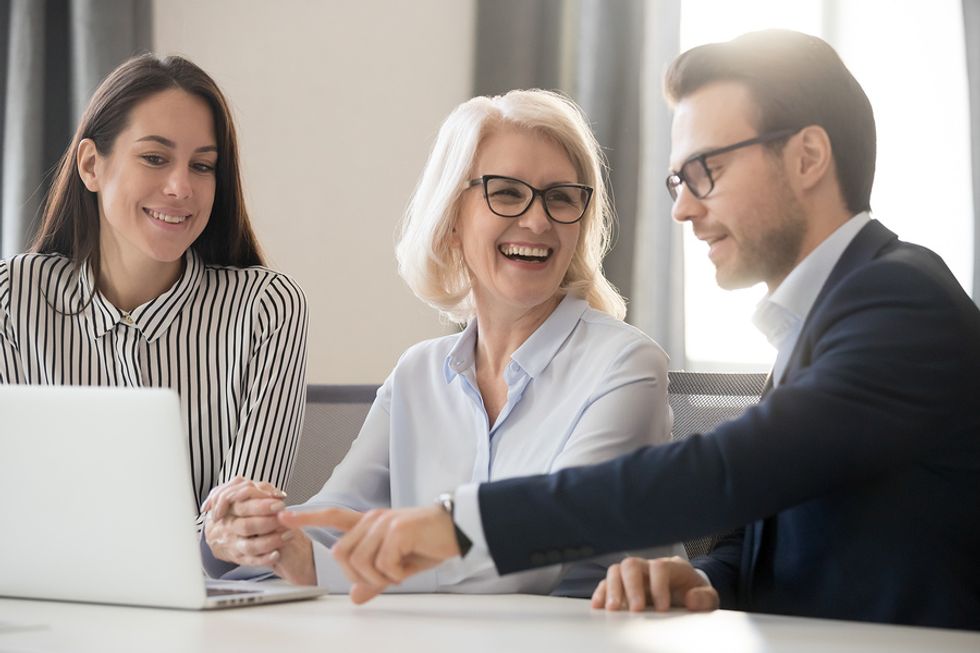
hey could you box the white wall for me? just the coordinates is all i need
[153,0,474,383]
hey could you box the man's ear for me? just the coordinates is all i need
[793,125,833,192]
[76,139,101,192]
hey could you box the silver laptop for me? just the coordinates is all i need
[0,385,325,609]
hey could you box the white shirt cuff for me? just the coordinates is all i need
[453,482,487,557]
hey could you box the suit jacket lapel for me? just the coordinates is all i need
[741,220,898,606]
[778,220,898,385]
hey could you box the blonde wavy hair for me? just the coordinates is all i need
[396,89,625,324]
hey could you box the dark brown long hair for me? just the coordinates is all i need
[31,54,265,289]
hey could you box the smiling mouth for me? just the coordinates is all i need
[498,244,553,263]
[144,208,190,225]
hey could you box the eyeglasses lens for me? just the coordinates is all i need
[485,177,588,223]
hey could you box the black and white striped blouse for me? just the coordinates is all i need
[0,249,309,517]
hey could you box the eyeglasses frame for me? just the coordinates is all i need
[665,127,802,201]
[466,174,594,225]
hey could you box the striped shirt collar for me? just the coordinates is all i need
[80,249,205,342]
[443,293,590,383]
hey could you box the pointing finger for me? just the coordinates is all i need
[278,507,363,532]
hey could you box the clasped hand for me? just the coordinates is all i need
[202,476,316,585]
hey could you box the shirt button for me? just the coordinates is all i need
[508,362,519,373]
[122,315,134,326]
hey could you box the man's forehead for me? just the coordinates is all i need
[668,82,757,167]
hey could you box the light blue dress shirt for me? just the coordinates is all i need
[303,293,678,593]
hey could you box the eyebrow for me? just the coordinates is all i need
[135,135,218,154]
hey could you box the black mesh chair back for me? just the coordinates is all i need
[284,385,379,504]
[668,370,768,559]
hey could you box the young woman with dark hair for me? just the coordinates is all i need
[0,54,308,522]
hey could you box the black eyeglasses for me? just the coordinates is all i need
[466,175,593,225]
[665,128,801,201]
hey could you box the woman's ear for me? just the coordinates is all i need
[76,139,101,192]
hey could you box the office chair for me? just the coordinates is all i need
[667,370,768,559]
[284,385,379,504]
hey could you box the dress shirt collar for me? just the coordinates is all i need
[753,212,871,349]
[443,293,590,384]
[81,248,205,341]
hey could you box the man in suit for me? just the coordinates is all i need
[280,30,980,630]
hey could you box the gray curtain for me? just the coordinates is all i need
[474,0,684,361]
[0,0,151,258]
[965,0,980,303]
[628,0,683,366]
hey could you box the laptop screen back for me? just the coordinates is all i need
[0,385,208,608]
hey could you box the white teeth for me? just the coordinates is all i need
[500,244,550,258]
[147,209,188,224]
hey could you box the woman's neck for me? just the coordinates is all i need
[97,244,184,313]
[473,295,560,376]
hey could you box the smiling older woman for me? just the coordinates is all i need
[202,89,680,597]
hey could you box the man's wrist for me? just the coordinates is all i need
[436,492,473,557]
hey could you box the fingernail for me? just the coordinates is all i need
[269,501,285,512]
[270,550,280,561]
[281,530,294,541]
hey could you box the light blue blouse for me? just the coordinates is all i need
[303,294,679,594]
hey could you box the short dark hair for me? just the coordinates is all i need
[31,54,264,279]
[664,29,875,214]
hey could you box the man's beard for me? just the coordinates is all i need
[716,181,807,291]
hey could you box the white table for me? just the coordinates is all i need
[1,594,978,653]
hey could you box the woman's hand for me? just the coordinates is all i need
[203,477,286,567]
[201,477,317,585]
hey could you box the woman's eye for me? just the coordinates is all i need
[546,190,573,205]
[141,154,166,165]
[490,187,524,200]
[192,162,216,173]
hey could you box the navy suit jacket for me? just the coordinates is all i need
[477,221,980,630]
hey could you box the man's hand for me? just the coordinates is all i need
[278,505,460,604]
[591,556,719,613]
